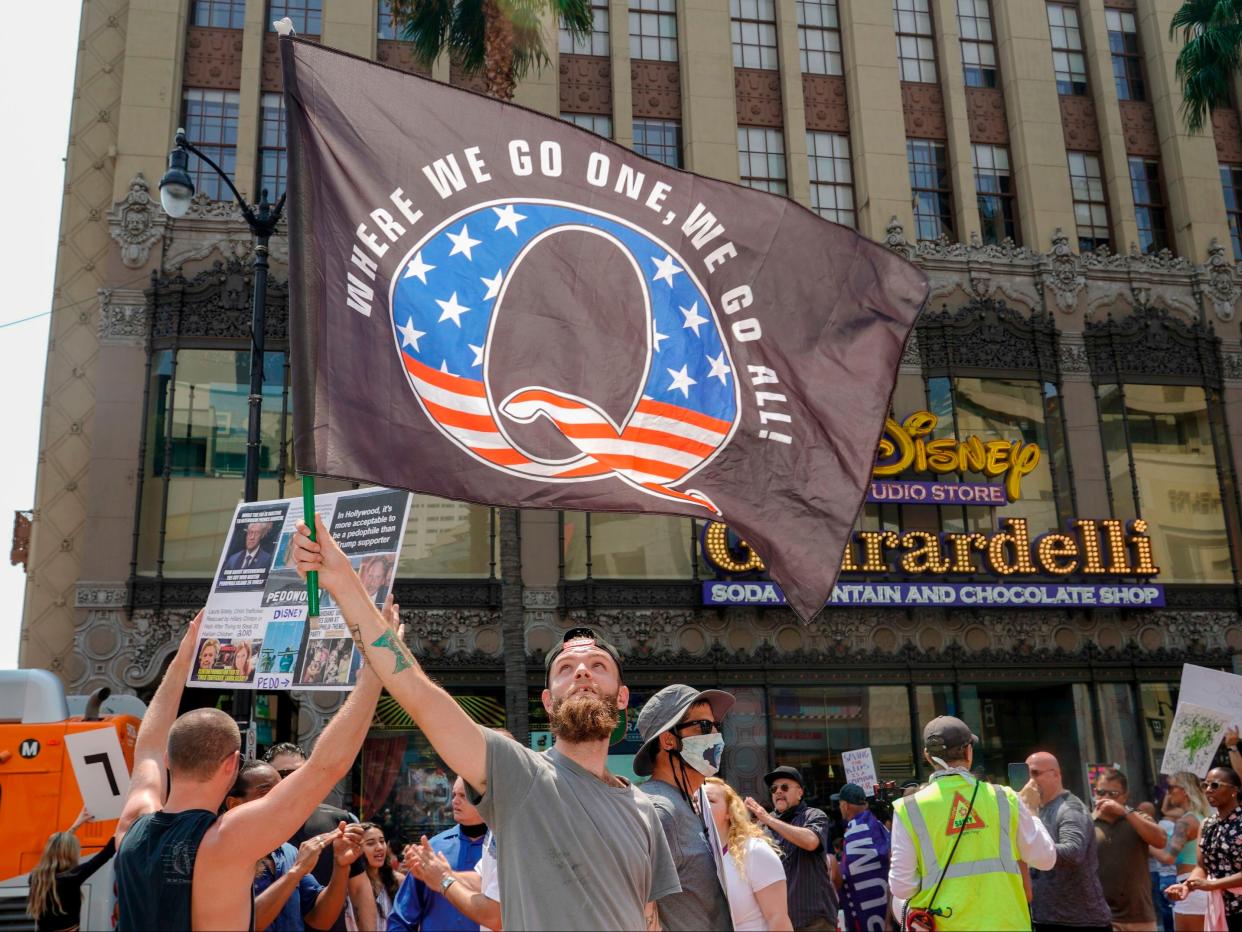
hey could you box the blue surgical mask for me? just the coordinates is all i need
[680,733,725,776]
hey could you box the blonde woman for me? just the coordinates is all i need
[704,777,793,931]
[26,808,115,931]
[1159,771,1213,930]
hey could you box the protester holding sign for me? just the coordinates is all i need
[112,608,385,931]
[704,778,792,931]
[291,514,680,931]
[26,807,115,932]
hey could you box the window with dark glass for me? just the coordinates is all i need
[1129,157,1168,255]
[739,127,788,194]
[634,119,682,167]
[807,131,854,226]
[1047,3,1087,95]
[193,0,245,28]
[1068,151,1109,251]
[561,0,610,56]
[798,0,842,75]
[630,0,678,61]
[1106,9,1145,101]
[908,139,953,241]
[973,143,1016,245]
[732,0,779,69]
[894,0,937,83]
[1221,164,1242,260]
[259,93,287,201]
[563,112,613,138]
[182,89,240,202]
[1098,383,1234,582]
[957,0,997,88]
[269,0,322,33]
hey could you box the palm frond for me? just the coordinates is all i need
[451,0,488,71]
[1171,0,1242,132]
[392,0,456,67]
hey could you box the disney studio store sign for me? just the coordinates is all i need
[701,411,1165,609]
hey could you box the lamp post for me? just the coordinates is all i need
[160,127,286,749]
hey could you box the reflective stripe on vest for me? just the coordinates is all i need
[903,781,1021,894]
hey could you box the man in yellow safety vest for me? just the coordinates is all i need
[889,717,1057,931]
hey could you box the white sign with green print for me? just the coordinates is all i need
[1160,700,1234,777]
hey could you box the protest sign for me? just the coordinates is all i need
[1160,701,1233,777]
[842,747,878,796]
[1179,664,1242,718]
[65,728,131,820]
[188,486,412,691]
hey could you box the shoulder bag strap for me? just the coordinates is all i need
[926,777,984,914]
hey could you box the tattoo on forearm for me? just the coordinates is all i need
[371,629,414,673]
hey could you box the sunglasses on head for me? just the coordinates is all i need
[677,718,723,735]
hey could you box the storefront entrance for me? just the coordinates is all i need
[971,684,1086,798]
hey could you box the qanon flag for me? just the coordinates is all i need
[281,38,928,621]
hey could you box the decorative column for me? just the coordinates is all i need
[679,0,740,179]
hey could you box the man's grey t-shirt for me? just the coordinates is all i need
[468,729,682,931]
[641,779,733,932]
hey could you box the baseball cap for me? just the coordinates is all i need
[764,765,804,788]
[543,627,623,684]
[830,783,867,805]
[633,684,735,777]
[923,715,978,752]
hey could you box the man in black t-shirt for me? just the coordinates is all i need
[265,742,377,931]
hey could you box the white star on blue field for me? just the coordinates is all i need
[390,201,739,424]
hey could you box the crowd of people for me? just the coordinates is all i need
[24,514,1242,930]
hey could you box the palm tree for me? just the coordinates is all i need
[390,0,593,100]
[1171,0,1242,132]
[389,0,595,743]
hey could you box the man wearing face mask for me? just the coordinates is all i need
[634,684,736,931]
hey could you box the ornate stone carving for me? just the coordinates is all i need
[182,26,243,89]
[559,54,612,115]
[965,86,1007,144]
[901,82,946,139]
[1058,331,1090,374]
[802,75,848,133]
[261,32,283,93]
[1038,229,1085,312]
[1223,349,1242,382]
[1058,95,1101,150]
[376,39,432,77]
[1119,100,1159,157]
[146,259,290,348]
[734,69,783,128]
[916,298,1060,376]
[108,173,167,269]
[899,330,920,370]
[1213,108,1242,164]
[630,60,681,119]
[1086,304,1224,387]
[98,288,147,345]
[1197,238,1240,322]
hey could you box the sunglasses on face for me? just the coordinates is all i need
[1095,788,1123,799]
[677,719,723,735]
[772,782,797,792]
[1203,780,1235,791]
[275,768,298,778]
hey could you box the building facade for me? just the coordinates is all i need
[24,0,1242,838]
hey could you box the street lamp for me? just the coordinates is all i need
[160,127,286,750]
[160,127,286,503]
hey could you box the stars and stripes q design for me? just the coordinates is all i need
[389,200,742,515]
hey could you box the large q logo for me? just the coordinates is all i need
[389,199,741,515]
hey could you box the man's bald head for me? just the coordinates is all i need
[1026,751,1063,803]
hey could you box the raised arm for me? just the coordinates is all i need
[305,824,363,930]
[743,797,822,851]
[291,515,487,790]
[115,610,203,842]
[208,656,382,862]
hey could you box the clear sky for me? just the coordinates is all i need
[0,2,81,669]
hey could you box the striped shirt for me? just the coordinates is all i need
[768,802,837,928]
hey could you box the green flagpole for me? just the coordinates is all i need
[302,475,319,617]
